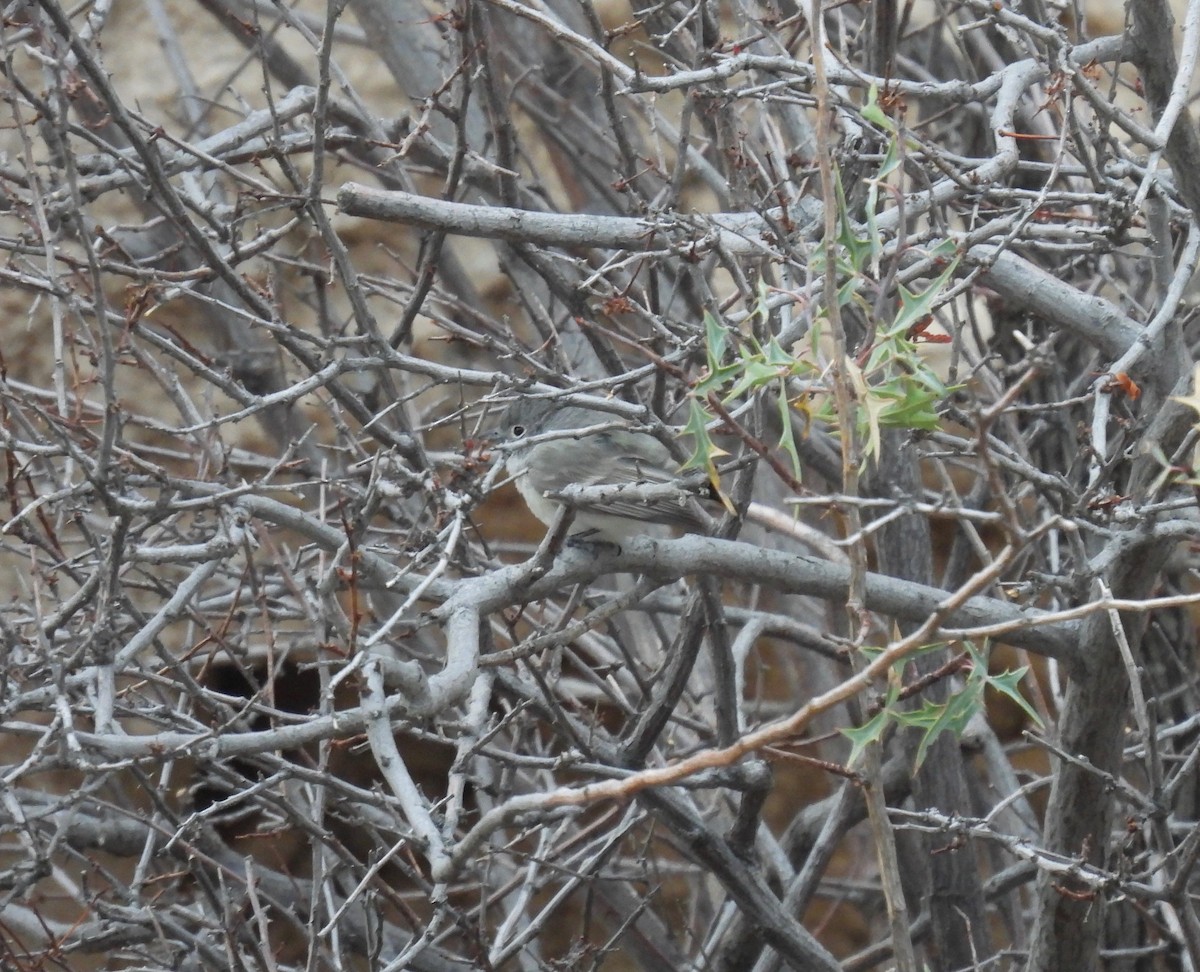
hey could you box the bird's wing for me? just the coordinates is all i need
[525,434,708,529]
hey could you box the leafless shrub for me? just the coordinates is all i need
[2,0,1200,969]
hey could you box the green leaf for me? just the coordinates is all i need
[705,313,728,369]
[871,381,944,430]
[968,642,1044,728]
[887,255,961,336]
[894,698,946,730]
[850,362,886,465]
[838,274,865,307]
[681,399,731,505]
[986,667,1042,727]
[927,237,958,261]
[764,336,801,371]
[861,83,896,132]
[695,315,742,397]
[843,677,906,768]
[877,136,902,180]
[752,277,772,327]
[695,368,740,402]
[777,382,803,481]
[682,399,719,469]
[843,708,890,768]
[865,140,900,268]
[726,355,783,401]
[912,681,983,771]
[861,339,895,376]
[832,170,873,274]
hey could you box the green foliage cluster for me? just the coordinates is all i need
[685,92,962,483]
[844,642,1042,771]
[685,93,1038,771]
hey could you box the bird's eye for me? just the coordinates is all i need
[511,424,526,438]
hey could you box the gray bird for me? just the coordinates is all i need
[491,397,711,540]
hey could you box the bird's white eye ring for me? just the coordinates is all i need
[512,424,526,437]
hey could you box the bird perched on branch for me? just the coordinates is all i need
[490,397,711,541]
